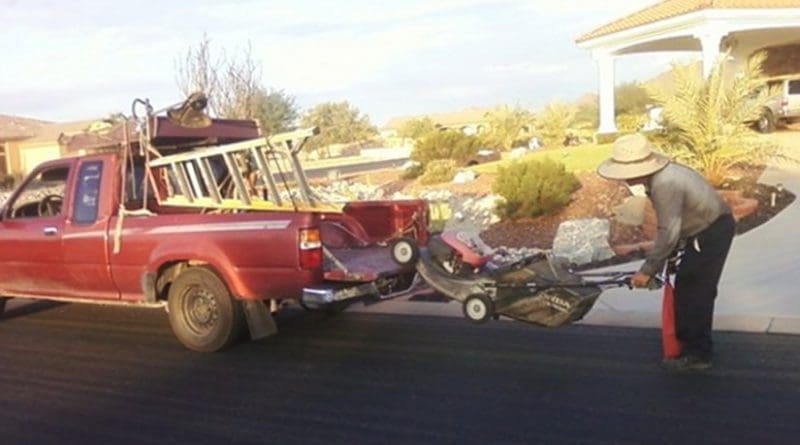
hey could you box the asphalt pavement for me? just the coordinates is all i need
[1,301,799,445]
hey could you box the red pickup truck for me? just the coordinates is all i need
[0,115,427,352]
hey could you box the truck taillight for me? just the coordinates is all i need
[299,228,322,270]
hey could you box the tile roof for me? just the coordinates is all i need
[577,0,800,43]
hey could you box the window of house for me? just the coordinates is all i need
[73,161,102,224]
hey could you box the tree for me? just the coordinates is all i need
[614,81,651,116]
[300,101,377,154]
[256,89,299,135]
[647,51,777,186]
[481,105,535,151]
[411,130,481,166]
[397,117,437,140]
[536,101,576,147]
[175,35,298,133]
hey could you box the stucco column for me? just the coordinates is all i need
[595,54,617,134]
[696,32,724,78]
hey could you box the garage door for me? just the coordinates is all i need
[21,145,61,175]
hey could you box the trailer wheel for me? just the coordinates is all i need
[167,267,245,352]
[390,237,419,267]
[462,294,494,324]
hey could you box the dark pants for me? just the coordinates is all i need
[674,213,736,359]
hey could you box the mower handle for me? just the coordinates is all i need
[576,271,664,290]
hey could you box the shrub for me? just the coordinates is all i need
[401,162,424,180]
[492,158,579,220]
[615,113,647,132]
[419,159,458,185]
[412,130,481,166]
[647,51,779,186]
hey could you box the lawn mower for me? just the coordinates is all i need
[390,231,660,327]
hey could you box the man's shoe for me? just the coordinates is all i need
[661,355,712,372]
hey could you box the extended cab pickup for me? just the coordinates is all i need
[0,138,427,352]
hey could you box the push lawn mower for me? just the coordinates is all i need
[390,231,660,327]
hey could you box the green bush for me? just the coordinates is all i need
[419,159,457,185]
[492,158,580,220]
[411,130,481,166]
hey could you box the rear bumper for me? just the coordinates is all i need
[301,282,379,309]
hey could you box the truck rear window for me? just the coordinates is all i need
[73,161,102,224]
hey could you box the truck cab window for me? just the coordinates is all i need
[73,161,102,224]
[8,166,69,219]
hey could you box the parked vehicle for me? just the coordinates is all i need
[753,76,800,133]
[0,95,428,352]
[465,149,501,166]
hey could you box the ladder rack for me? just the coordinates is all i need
[146,127,337,212]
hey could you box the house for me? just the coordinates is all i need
[0,116,111,184]
[576,0,800,134]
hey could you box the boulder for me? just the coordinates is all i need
[452,170,477,184]
[552,218,615,266]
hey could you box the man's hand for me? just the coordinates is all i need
[630,272,651,288]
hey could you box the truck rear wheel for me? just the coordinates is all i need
[167,267,245,352]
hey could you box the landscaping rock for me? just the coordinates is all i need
[452,170,476,184]
[445,194,502,233]
[552,218,615,266]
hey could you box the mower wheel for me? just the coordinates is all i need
[462,294,494,324]
[390,237,419,267]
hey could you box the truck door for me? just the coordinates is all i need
[61,159,118,299]
[0,163,71,297]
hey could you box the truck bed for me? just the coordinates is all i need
[324,246,404,282]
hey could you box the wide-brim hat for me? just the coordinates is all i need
[597,133,670,180]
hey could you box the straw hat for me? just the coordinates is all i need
[597,133,669,180]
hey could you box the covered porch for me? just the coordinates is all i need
[576,0,800,134]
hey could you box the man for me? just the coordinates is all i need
[597,134,735,372]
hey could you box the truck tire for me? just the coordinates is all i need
[167,267,245,352]
[756,109,775,133]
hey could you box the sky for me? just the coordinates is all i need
[0,0,692,127]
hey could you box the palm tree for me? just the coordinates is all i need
[647,51,777,186]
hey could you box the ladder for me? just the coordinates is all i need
[146,127,338,212]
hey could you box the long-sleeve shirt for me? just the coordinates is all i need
[640,163,731,276]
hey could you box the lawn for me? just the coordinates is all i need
[471,143,614,174]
